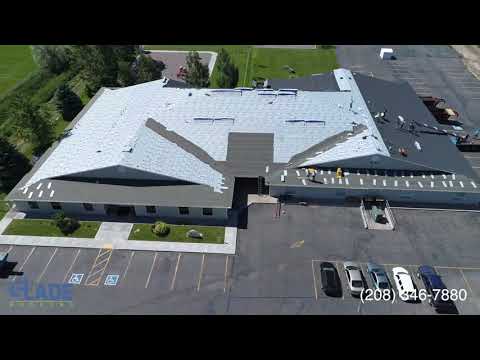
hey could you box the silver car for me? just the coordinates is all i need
[343,261,365,296]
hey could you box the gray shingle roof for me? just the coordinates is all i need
[22,69,389,193]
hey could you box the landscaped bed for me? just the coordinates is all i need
[2,219,101,238]
[129,223,225,244]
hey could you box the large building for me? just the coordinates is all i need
[6,69,480,221]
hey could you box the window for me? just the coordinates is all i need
[146,206,156,214]
[28,201,39,209]
[179,207,189,215]
[202,208,213,216]
[352,280,363,288]
[51,202,62,210]
[83,203,94,211]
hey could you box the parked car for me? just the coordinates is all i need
[392,267,417,302]
[366,262,391,291]
[0,252,8,274]
[343,262,365,296]
[416,265,456,313]
[319,262,342,297]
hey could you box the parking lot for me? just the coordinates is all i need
[463,152,480,178]
[0,244,232,314]
[337,45,480,128]
[1,203,480,314]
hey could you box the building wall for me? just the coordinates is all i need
[134,205,228,221]
[270,185,480,206]
[13,201,107,215]
[12,201,228,220]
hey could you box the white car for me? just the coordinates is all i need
[343,261,365,296]
[392,267,417,301]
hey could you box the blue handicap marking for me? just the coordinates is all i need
[68,273,84,285]
[104,274,120,286]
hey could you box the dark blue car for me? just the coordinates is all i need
[416,265,456,313]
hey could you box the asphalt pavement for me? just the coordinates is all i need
[1,204,480,314]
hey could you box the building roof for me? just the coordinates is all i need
[267,72,340,92]
[16,69,388,192]
[266,167,479,194]
[9,68,480,207]
[353,73,479,179]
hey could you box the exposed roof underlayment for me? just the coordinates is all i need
[24,69,391,191]
[299,69,389,167]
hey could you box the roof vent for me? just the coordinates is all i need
[414,141,422,151]
[286,120,326,125]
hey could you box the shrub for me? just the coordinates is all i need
[52,211,66,226]
[151,221,170,236]
[52,211,80,235]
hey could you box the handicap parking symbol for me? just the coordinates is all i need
[68,273,84,285]
[104,274,120,286]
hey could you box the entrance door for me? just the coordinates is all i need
[104,205,136,217]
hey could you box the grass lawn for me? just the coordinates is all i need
[2,219,101,238]
[0,45,37,98]
[0,201,9,220]
[145,45,338,87]
[129,223,225,244]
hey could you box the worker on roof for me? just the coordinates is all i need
[336,168,343,178]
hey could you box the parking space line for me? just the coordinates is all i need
[460,269,475,297]
[12,247,36,282]
[335,261,344,300]
[85,248,113,286]
[360,263,369,284]
[36,248,58,283]
[63,249,81,283]
[4,245,13,254]
[170,253,182,291]
[122,251,135,280]
[224,255,230,293]
[197,254,206,292]
[145,252,158,289]
[311,260,318,300]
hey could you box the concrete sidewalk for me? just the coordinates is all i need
[0,214,237,254]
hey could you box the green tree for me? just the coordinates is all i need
[31,45,72,74]
[185,51,210,88]
[134,55,165,84]
[72,45,119,96]
[0,137,31,192]
[216,48,239,88]
[54,84,84,121]
[9,96,54,152]
[112,45,142,63]
[117,61,136,87]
